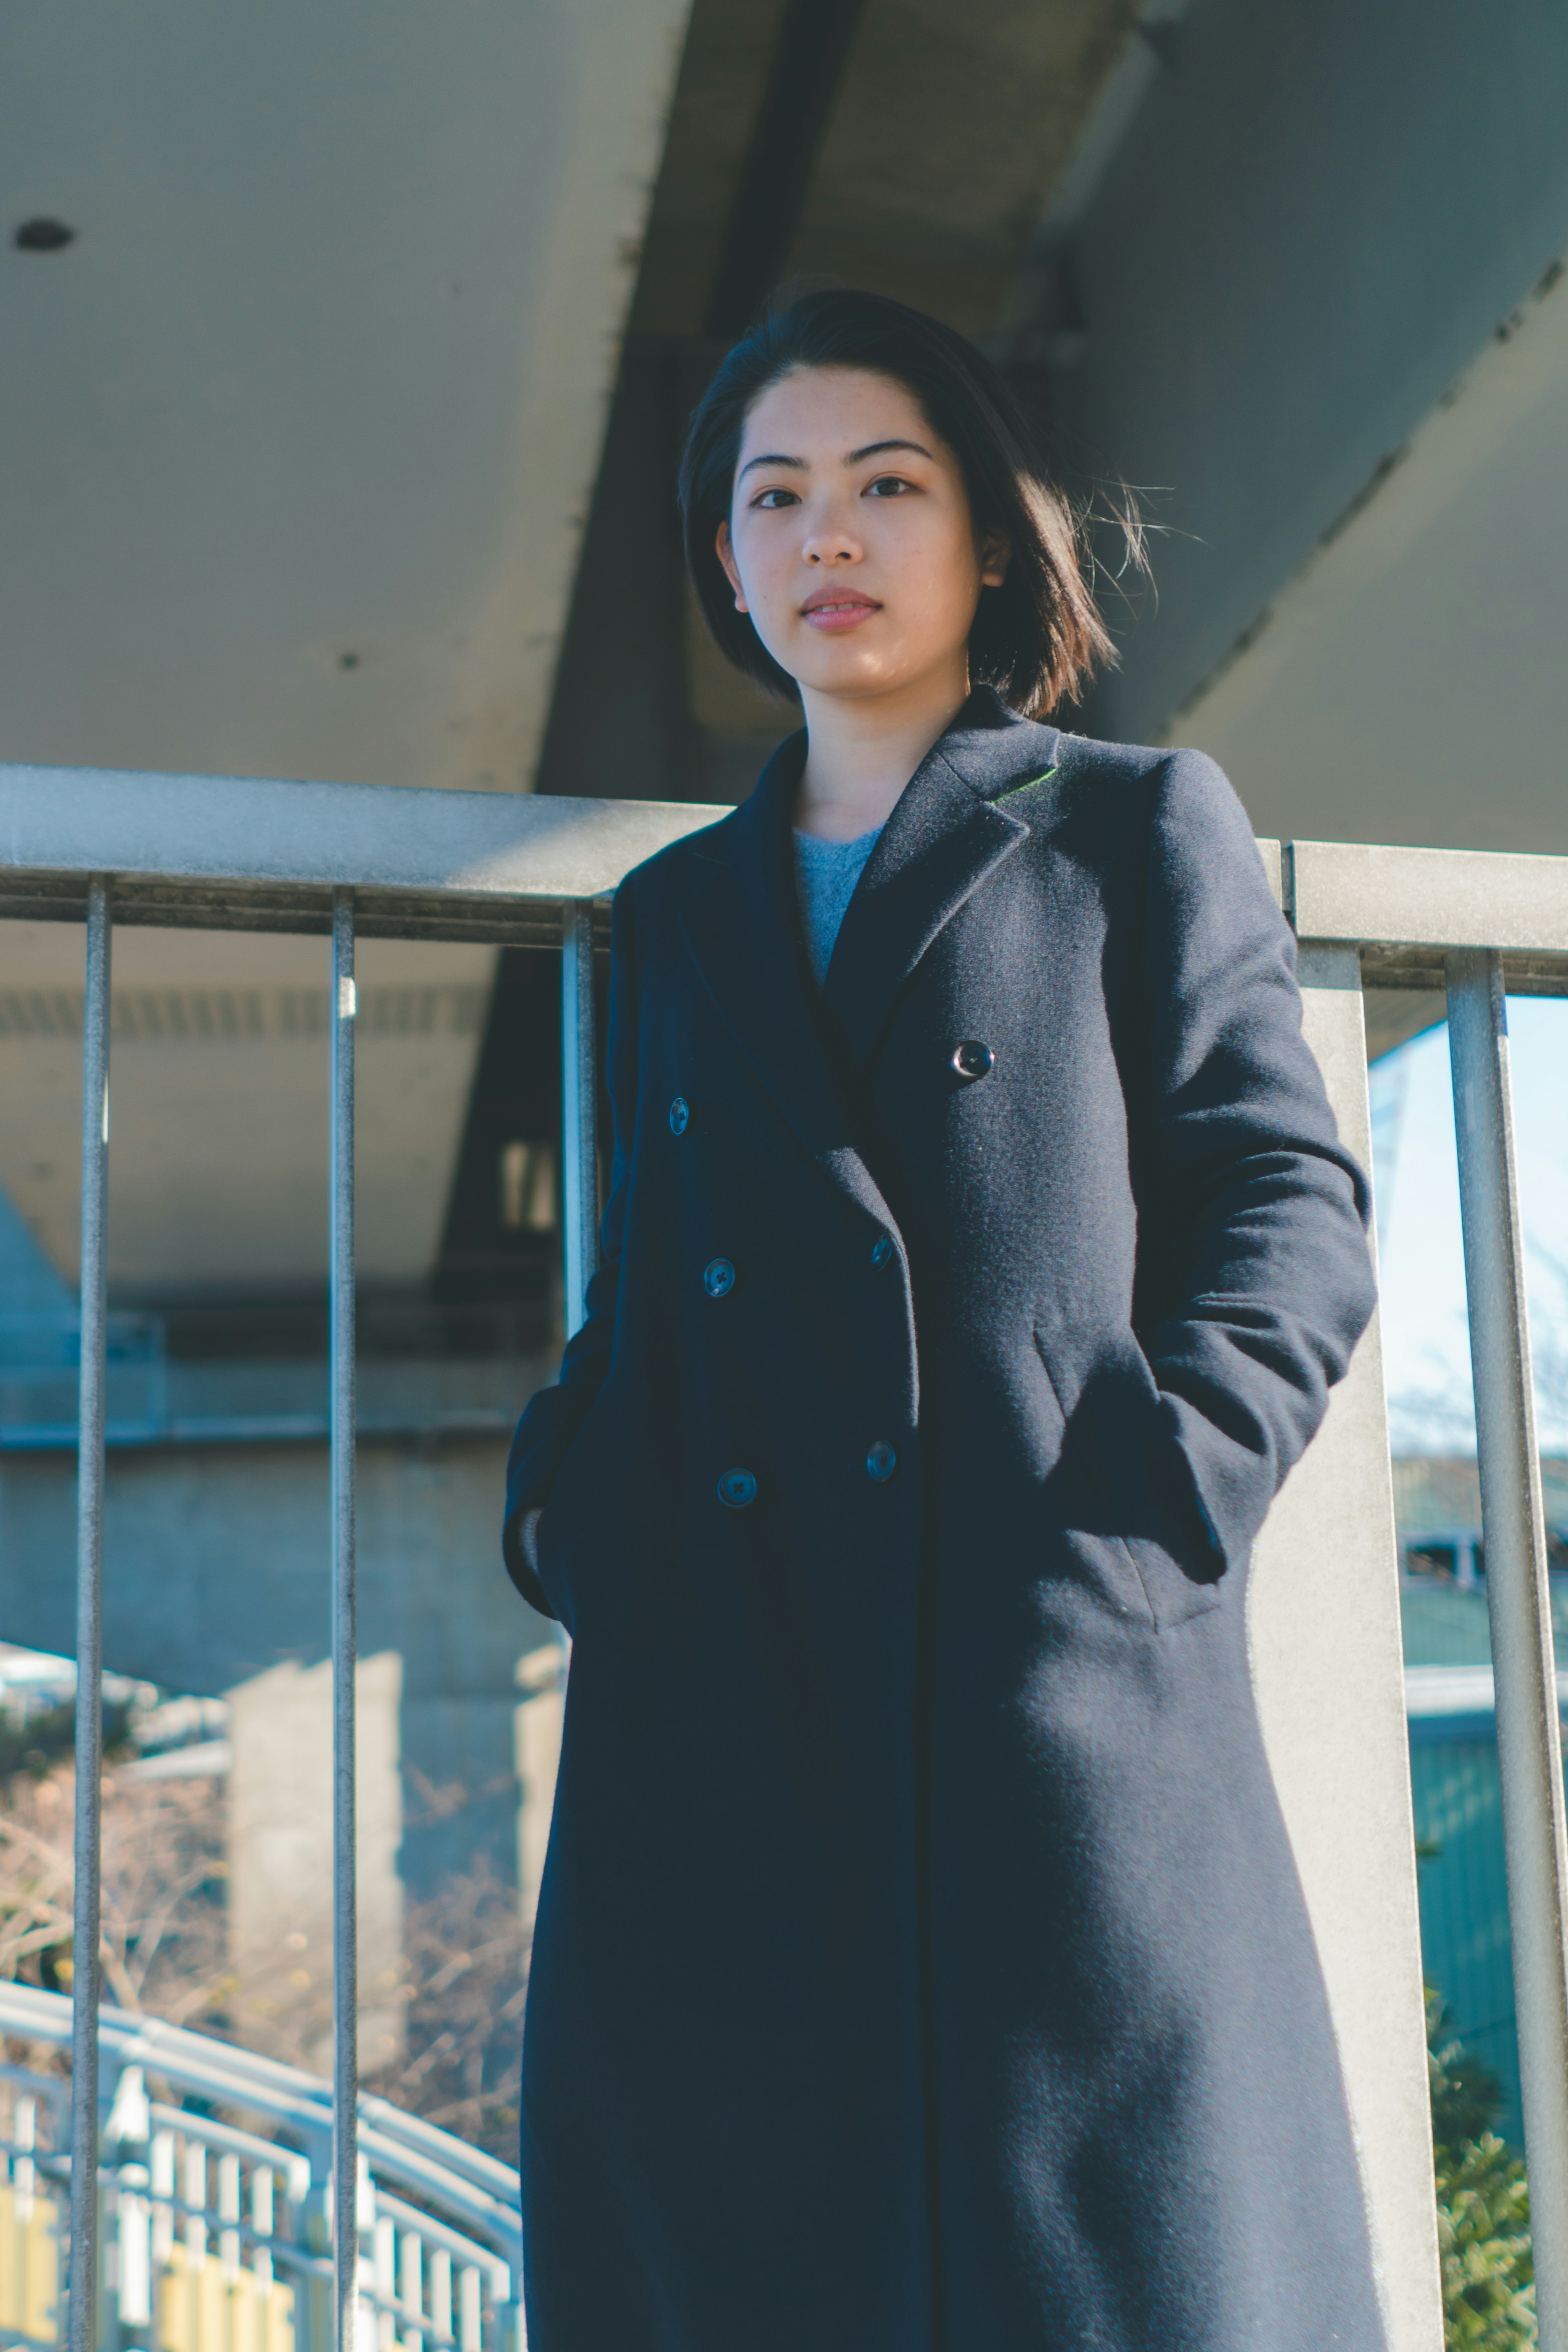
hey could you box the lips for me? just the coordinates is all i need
[800,590,880,630]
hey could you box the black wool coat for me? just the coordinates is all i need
[502,689,1385,2352]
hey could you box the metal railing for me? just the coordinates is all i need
[2,766,1567,2352]
[0,1980,521,2352]
[0,766,728,2352]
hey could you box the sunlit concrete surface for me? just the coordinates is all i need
[1181,264,1568,855]
[0,0,690,794]
[229,1650,406,2066]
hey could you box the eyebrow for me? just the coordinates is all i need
[736,436,936,481]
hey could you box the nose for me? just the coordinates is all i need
[801,499,862,568]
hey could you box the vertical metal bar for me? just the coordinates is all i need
[184,2142,207,2259]
[560,901,599,1339]
[330,891,359,2352]
[69,877,110,2352]
[1447,947,1568,2350]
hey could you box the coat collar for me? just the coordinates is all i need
[822,688,1057,1074]
[674,687,1059,1187]
[676,728,883,1216]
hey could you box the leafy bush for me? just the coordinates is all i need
[1436,2135,1535,2349]
[1427,1987,1536,2349]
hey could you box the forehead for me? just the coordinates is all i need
[737,365,938,458]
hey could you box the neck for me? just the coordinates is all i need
[793,665,971,842]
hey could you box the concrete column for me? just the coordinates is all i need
[514,1642,567,1933]
[227,1650,404,2071]
[1247,945,1442,2351]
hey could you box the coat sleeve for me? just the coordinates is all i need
[1135,750,1377,1572]
[501,880,639,1613]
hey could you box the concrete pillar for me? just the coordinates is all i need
[227,1650,404,2071]
[514,1641,567,1933]
[1248,945,1442,2350]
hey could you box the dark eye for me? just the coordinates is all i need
[753,486,800,510]
[865,474,913,498]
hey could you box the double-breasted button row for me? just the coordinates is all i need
[706,1238,890,1284]
[718,1448,898,1506]
[679,1094,901,1506]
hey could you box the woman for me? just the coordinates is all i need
[503,290,1383,2352]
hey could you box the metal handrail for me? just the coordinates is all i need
[4,766,1568,2352]
[0,1983,521,2352]
[0,1984,520,2259]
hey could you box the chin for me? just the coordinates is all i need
[789,643,903,697]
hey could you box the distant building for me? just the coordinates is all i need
[1394,1454,1568,1589]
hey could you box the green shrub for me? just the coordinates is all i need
[1427,1986,1536,2349]
[1435,2135,1535,2348]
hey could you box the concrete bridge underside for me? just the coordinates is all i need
[1,0,1566,2024]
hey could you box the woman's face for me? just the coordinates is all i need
[716,365,1007,708]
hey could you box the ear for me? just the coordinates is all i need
[715,519,748,614]
[979,529,1011,590]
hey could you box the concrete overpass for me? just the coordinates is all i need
[1,0,1566,1948]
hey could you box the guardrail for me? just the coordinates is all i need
[2,763,1568,2352]
[0,1982,520,2352]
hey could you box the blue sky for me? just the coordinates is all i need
[1371,998,1568,1456]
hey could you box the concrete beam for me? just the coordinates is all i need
[1047,0,1568,857]
[0,0,693,796]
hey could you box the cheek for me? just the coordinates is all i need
[889,518,982,640]
[729,526,791,617]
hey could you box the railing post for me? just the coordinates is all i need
[69,876,111,2352]
[1447,947,1568,2349]
[560,901,599,1339]
[1251,936,1441,2349]
[330,890,359,2352]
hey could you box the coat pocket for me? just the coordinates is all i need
[1032,1323,1225,1632]
[531,1394,609,1629]
[531,1376,637,1630]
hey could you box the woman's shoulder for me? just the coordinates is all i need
[610,803,743,918]
[1024,726,1253,859]
[1049,726,1233,811]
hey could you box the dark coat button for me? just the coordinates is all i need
[717,1467,757,1508]
[669,1096,690,1134]
[703,1257,736,1297]
[951,1040,995,1080]
[870,1235,894,1271]
[866,1440,898,1482]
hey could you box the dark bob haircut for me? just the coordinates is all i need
[678,287,1119,719]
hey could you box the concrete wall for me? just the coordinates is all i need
[0,1431,559,1913]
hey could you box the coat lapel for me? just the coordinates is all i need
[675,692,1062,1179]
[676,735,896,1227]
[822,692,1058,1077]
